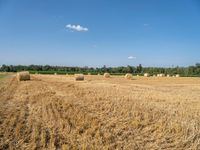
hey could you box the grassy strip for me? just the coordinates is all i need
[0,74,7,79]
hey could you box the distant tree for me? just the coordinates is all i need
[0,63,200,77]
[196,63,200,67]
[136,64,143,73]
[1,64,10,72]
[102,65,108,72]
[126,65,133,73]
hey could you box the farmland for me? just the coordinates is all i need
[0,74,200,149]
[0,74,7,79]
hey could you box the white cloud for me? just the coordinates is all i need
[65,24,88,32]
[128,56,136,59]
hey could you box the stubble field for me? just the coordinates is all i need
[0,74,200,149]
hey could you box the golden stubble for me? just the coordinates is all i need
[0,75,200,149]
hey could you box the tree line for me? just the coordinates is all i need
[0,63,200,77]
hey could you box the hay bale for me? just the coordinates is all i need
[104,73,110,78]
[167,74,170,77]
[74,74,84,81]
[157,74,164,77]
[176,74,180,77]
[153,75,156,77]
[159,73,165,77]
[17,71,30,81]
[125,73,132,80]
[54,73,57,75]
[88,73,91,75]
[144,73,150,77]
[137,75,139,77]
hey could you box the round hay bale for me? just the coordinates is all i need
[17,71,30,81]
[54,73,57,75]
[176,74,180,77]
[104,73,110,78]
[144,73,150,77]
[159,73,165,77]
[136,74,139,77]
[167,74,170,77]
[88,73,91,75]
[74,74,84,81]
[125,73,132,80]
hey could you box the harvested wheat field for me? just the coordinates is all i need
[0,74,200,149]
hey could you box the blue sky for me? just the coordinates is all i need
[0,0,200,67]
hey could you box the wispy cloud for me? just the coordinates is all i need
[65,24,88,32]
[128,56,136,59]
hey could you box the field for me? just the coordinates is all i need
[0,73,7,79]
[0,74,200,149]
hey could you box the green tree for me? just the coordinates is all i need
[136,64,143,73]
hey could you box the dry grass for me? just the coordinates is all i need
[0,75,200,149]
